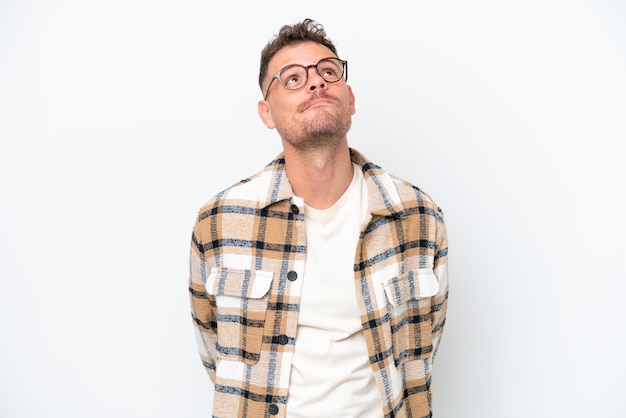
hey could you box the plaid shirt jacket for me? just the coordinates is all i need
[189,148,449,418]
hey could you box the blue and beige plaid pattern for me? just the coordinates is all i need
[189,148,449,418]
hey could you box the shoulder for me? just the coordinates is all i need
[196,171,263,215]
[194,154,288,221]
[389,174,445,217]
[350,147,445,220]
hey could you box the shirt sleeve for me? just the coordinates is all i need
[189,215,218,382]
[430,209,449,362]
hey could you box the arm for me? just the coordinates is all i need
[189,217,218,382]
[430,210,449,362]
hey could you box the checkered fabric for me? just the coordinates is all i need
[189,148,449,418]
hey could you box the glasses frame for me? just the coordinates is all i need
[263,57,348,100]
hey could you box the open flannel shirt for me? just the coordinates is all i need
[189,148,449,418]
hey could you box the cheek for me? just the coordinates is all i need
[271,102,298,125]
[273,113,296,133]
[267,109,290,133]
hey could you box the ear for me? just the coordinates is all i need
[257,100,276,129]
[347,85,356,115]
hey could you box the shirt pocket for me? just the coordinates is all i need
[382,269,439,366]
[205,267,274,365]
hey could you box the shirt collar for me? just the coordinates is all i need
[258,148,407,218]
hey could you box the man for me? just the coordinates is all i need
[189,18,449,418]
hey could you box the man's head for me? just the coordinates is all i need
[258,18,339,95]
[257,19,355,152]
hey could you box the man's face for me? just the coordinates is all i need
[258,41,356,151]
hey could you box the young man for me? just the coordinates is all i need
[189,18,449,418]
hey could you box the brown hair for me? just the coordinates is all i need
[258,18,339,92]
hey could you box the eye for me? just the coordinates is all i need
[280,66,305,88]
[285,75,300,86]
[323,68,337,77]
[318,60,342,80]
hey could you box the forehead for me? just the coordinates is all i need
[268,41,337,74]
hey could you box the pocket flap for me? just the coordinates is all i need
[206,267,274,299]
[382,269,439,307]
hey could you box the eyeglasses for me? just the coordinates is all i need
[263,57,348,100]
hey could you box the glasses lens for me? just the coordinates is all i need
[317,58,344,82]
[279,65,307,91]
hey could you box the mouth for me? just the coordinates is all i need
[306,99,331,109]
[298,94,335,112]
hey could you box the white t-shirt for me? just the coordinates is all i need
[285,165,383,418]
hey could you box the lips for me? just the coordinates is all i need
[298,93,336,112]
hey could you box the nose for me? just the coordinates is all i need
[306,65,326,93]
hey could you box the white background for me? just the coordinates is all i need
[1,1,625,417]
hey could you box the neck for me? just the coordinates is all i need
[282,141,353,210]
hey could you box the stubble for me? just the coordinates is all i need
[277,92,352,152]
